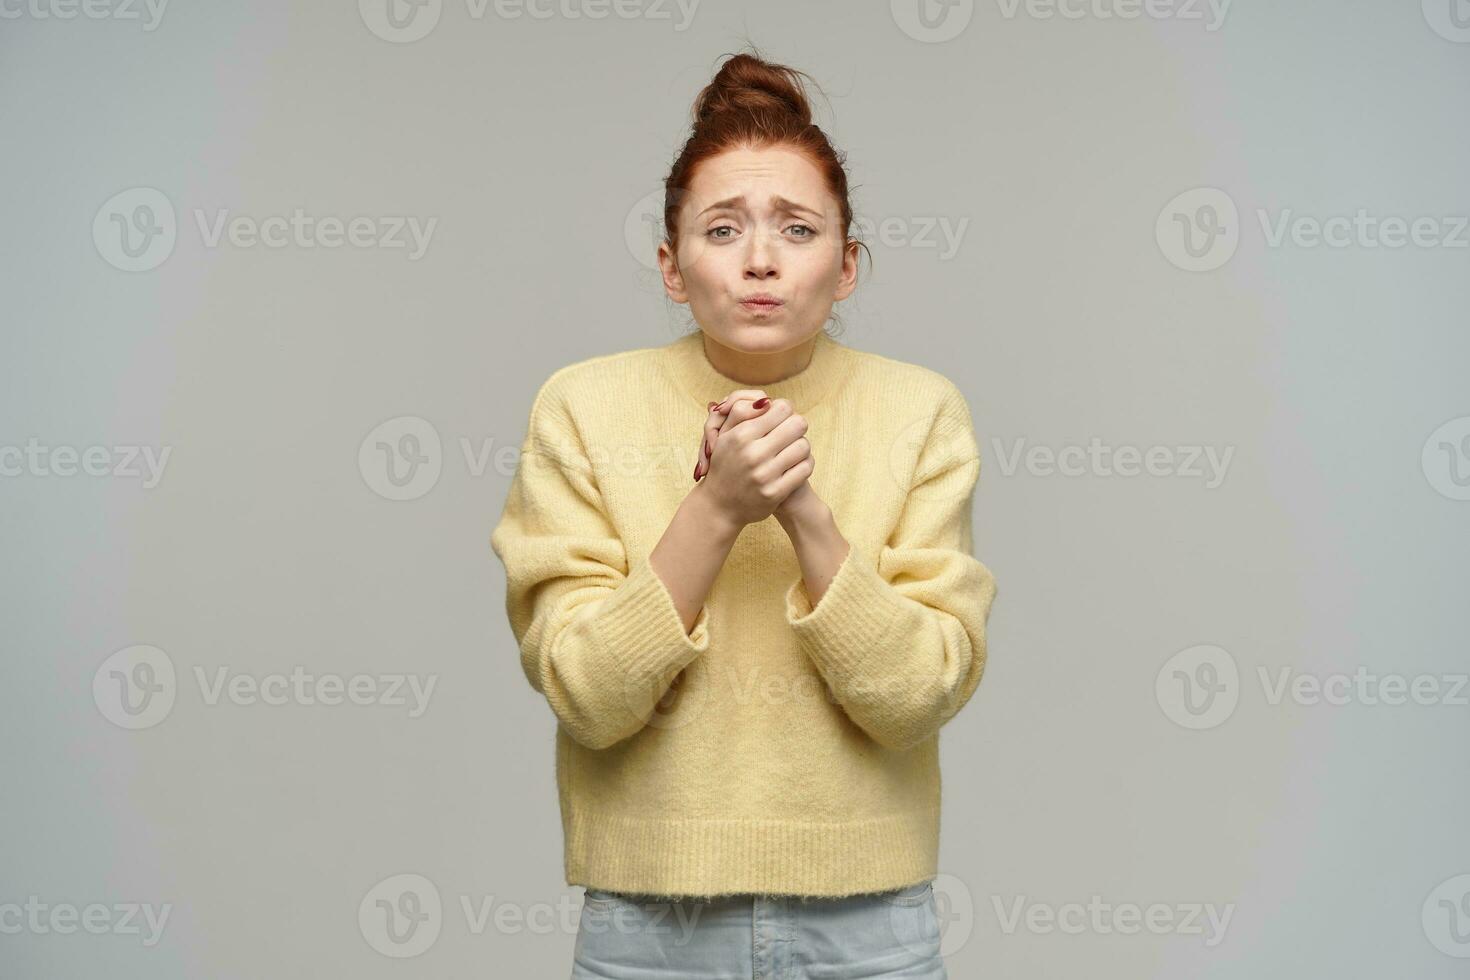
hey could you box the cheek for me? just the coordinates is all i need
[789,251,843,295]
[676,243,733,291]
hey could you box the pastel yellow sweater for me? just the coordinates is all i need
[489,329,997,900]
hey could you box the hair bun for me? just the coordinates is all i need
[691,52,813,129]
[662,49,866,284]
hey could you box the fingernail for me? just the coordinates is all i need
[692,460,701,481]
[752,397,770,409]
[702,437,710,459]
[708,401,718,412]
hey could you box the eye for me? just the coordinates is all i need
[706,224,737,240]
[787,223,817,238]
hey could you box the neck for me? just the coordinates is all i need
[701,331,818,387]
[662,327,849,412]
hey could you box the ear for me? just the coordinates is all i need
[658,240,689,303]
[833,237,860,302]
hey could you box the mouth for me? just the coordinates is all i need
[739,295,785,313]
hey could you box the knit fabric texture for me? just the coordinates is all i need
[490,329,998,900]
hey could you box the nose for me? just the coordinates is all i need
[743,228,779,279]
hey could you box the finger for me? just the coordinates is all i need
[697,401,752,481]
[753,412,808,460]
[768,433,812,475]
[769,454,814,501]
[722,396,790,444]
[702,406,727,458]
[712,393,767,435]
[696,393,752,480]
[714,389,767,414]
[699,405,723,481]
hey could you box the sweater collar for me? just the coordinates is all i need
[662,329,852,411]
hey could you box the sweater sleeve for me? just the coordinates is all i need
[782,387,997,751]
[490,380,711,751]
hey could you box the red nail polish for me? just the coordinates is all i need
[692,460,701,481]
[752,397,770,409]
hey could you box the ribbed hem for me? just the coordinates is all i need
[565,807,940,900]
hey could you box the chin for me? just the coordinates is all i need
[714,323,805,352]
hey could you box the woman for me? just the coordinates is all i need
[491,49,997,979]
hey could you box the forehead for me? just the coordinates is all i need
[684,145,831,213]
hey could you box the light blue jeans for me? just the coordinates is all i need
[571,880,947,979]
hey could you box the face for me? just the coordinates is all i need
[657,145,858,355]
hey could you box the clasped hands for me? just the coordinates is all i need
[691,390,819,530]
[686,390,851,610]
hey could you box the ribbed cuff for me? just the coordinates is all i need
[588,552,711,718]
[783,541,904,678]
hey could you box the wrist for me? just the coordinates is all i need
[776,490,832,539]
[684,482,744,545]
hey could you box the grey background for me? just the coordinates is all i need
[3,0,1469,976]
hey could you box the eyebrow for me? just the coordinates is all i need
[696,195,823,220]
